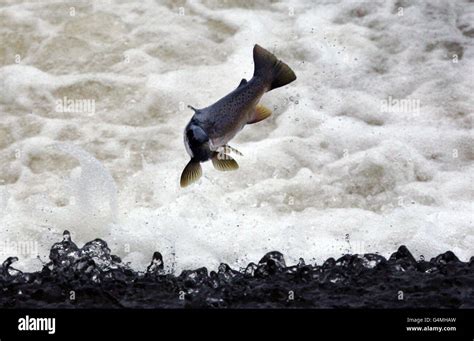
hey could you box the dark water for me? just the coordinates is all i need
[1,231,473,308]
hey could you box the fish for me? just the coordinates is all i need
[180,44,297,187]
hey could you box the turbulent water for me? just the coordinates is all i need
[1,230,473,308]
[0,0,473,274]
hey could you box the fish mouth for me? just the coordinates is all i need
[183,122,213,161]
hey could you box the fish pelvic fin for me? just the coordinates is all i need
[180,159,202,187]
[253,44,296,91]
[224,145,243,156]
[248,104,272,124]
[212,152,239,171]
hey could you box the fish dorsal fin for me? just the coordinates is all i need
[187,105,200,114]
[237,78,247,88]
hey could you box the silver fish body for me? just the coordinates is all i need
[191,76,268,150]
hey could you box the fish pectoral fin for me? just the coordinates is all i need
[224,145,243,156]
[180,160,202,187]
[247,105,272,124]
[212,153,239,171]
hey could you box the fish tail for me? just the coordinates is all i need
[253,44,296,91]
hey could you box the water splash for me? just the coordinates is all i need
[51,143,118,241]
[0,231,472,308]
[54,143,117,219]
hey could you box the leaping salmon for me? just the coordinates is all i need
[180,44,297,187]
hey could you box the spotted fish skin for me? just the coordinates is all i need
[180,44,296,188]
[192,76,268,149]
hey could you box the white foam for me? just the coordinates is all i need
[0,0,472,272]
